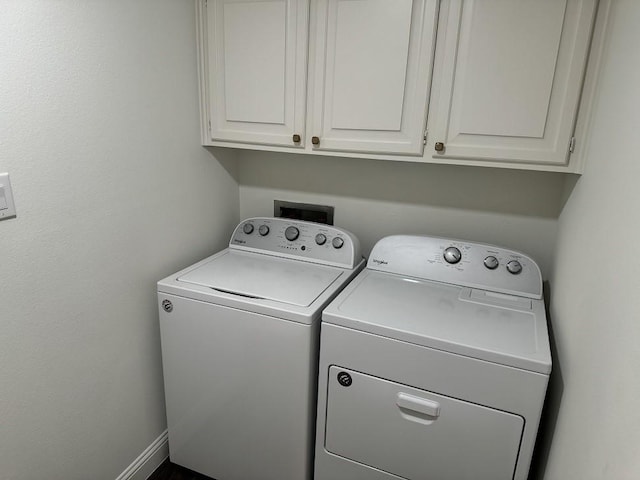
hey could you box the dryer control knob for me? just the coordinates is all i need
[243,223,254,234]
[443,246,462,264]
[285,226,300,241]
[506,260,523,275]
[258,225,270,236]
[315,233,327,245]
[484,256,499,270]
[332,237,344,249]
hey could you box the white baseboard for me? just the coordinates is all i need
[115,430,169,480]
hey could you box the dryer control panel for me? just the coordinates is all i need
[230,217,362,269]
[368,235,542,299]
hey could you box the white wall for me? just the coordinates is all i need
[238,151,565,278]
[0,2,239,479]
[538,1,640,479]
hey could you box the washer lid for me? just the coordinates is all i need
[323,270,551,374]
[177,250,344,307]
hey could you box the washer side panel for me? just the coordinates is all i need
[159,294,316,480]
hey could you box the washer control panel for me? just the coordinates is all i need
[368,235,542,299]
[230,217,362,269]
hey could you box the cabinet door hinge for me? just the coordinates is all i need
[423,130,428,145]
[569,136,576,153]
[208,120,211,134]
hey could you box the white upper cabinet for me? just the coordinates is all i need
[200,0,308,147]
[426,0,598,167]
[198,0,437,155]
[307,0,438,155]
[197,0,604,171]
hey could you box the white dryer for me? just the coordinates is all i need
[314,235,551,480]
[157,217,364,480]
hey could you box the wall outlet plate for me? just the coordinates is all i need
[274,200,334,225]
[0,173,17,220]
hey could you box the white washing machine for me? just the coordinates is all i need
[157,217,364,480]
[314,235,551,480]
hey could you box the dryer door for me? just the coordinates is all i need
[324,366,524,480]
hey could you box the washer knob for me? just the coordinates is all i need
[243,223,254,234]
[285,226,300,241]
[484,256,499,270]
[332,237,344,249]
[506,260,523,275]
[315,233,327,245]
[443,246,462,264]
[258,225,270,236]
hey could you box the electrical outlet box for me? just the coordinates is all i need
[274,200,334,225]
[0,173,17,220]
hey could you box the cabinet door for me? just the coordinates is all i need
[427,0,597,166]
[202,0,308,147]
[308,0,438,155]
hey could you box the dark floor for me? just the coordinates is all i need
[148,460,214,480]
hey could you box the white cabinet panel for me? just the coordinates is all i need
[223,2,286,124]
[455,0,566,138]
[308,0,438,155]
[329,1,412,131]
[427,0,597,166]
[203,0,308,147]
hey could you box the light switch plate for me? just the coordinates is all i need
[0,173,17,220]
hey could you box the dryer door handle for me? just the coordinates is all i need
[396,393,441,418]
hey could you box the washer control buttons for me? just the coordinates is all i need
[332,237,344,249]
[506,260,523,275]
[285,226,300,241]
[258,225,270,236]
[242,223,254,234]
[315,233,327,245]
[443,246,462,264]
[484,256,499,270]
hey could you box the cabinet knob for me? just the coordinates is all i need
[434,142,445,152]
[292,134,301,143]
[311,136,320,146]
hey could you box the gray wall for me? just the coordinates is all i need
[5,1,638,479]
[541,1,640,478]
[0,2,239,479]
[237,151,566,278]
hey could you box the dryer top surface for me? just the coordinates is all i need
[323,270,551,374]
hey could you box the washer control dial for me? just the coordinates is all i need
[285,226,300,241]
[443,246,462,264]
[243,223,254,234]
[484,256,499,270]
[315,233,327,245]
[258,225,270,236]
[506,260,523,275]
[332,237,344,249]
